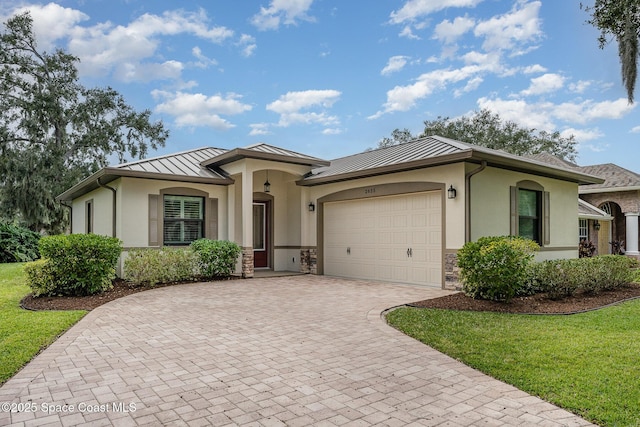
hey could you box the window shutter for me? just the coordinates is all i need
[208,198,218,240]
[149,194,159,246]
[543,191,550,246]
[510,186,517,236]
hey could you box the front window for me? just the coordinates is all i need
[163,195,204,245]
[518,189,540,243]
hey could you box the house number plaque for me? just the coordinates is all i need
[364,187,376,195]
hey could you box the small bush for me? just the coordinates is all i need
[0,222,40,263]
[24,259,59,297]
[190,239,241,278]
[534,259,582,300]
[123,248,197,286]
[31,234,122,296]
[458,236,539,303]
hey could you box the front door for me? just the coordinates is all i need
[253,201,269,268]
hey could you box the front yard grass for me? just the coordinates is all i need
[0,263,86,385]
[387,303,640,427]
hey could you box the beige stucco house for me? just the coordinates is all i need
[57,135,603,289]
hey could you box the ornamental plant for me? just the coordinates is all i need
[26,234,122,296]
[0,221,40,263]
[190,239,241,279]
[457,236,539,303]
[123,248,197,286]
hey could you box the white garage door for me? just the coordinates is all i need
[323,191,442,287]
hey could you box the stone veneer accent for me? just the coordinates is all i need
[444,252,461,290]
[241,247,254,278]
[299,248,318,274]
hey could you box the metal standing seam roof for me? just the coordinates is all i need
[115,147,230,179]
[300,135,603,185]
[200,143,331,168]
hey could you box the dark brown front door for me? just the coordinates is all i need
[253,201,269,268]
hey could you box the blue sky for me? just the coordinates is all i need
[2,1,639,170]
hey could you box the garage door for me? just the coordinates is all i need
[323,191,442,287]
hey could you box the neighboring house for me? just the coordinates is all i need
[57,136,602,289]
[530,153,640,258]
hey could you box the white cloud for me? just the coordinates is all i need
[631,126,640,133]
[152,91,252,130]
[267,89,341,127]
[381,56,410,76]
[433,16,475,44]
[569,80,592,94]
[390,0,484,24]
[553,98,635,124]
[521,73,565,96]
[115,60,184,83]
[476,96,636,136]
[237,34,257,57]
[251,0,315,31]
[521,64,547,74]
[561,127,603,142]
[370,65,485,118]
[10,3,88,51]
[454,76,483,97]
[249,123,272,136]
[322,128,343,135]
[474,1,542,53]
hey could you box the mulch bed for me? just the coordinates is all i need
[408,283,640,314]
[21,278,640,315]
[20,277,238,311]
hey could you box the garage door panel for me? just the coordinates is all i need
[324,191,442,287]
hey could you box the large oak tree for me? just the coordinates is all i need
[0,12,169,233]
[377,109,577,162]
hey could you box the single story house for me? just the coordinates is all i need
[57,135,603,289]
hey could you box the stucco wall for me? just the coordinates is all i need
[117,177,228,248]
[71,182,120,237]
[469,166,579,258]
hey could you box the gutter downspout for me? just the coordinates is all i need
[97,178,117,238]
[465,161,487,243]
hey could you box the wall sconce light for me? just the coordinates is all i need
[594,220,600,231]
[308,202,315,212]
[264,170,271,193]
[447,185,457,199]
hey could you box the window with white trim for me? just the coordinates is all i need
[578,218,588,242]
[163,195,204,245]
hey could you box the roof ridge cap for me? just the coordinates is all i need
[114,146,222,168]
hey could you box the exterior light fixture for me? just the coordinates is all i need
[594,220,600,231]
[308,202,315,212]
[264,170,271,193]
[447,185,457,199]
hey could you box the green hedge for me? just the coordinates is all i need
[531,255,639,300]
[123,239,241,286]
[0,222,40,263]
[26,234,122,296]
[458,236,539,303]
[123,248,197,286]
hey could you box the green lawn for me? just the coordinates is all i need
[0,263,86,385]
[387,303,640,427]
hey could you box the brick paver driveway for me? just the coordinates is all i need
[0,275,593,426]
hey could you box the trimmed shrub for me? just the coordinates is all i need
[123,248,197,286]
[31,234,122,296]
[24,259,59,297]
[0,222,40,263]
[528,255,638,299]
[458,236,539,303]
[190,239,241,279]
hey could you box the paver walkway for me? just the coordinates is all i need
[0,275,594,426]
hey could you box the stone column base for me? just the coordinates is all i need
[300,248,318,274]
[241,247,254,278]
[445,251,462,290]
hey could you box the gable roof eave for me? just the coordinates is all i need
[201,146,331,168]
[56,167,234,202]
